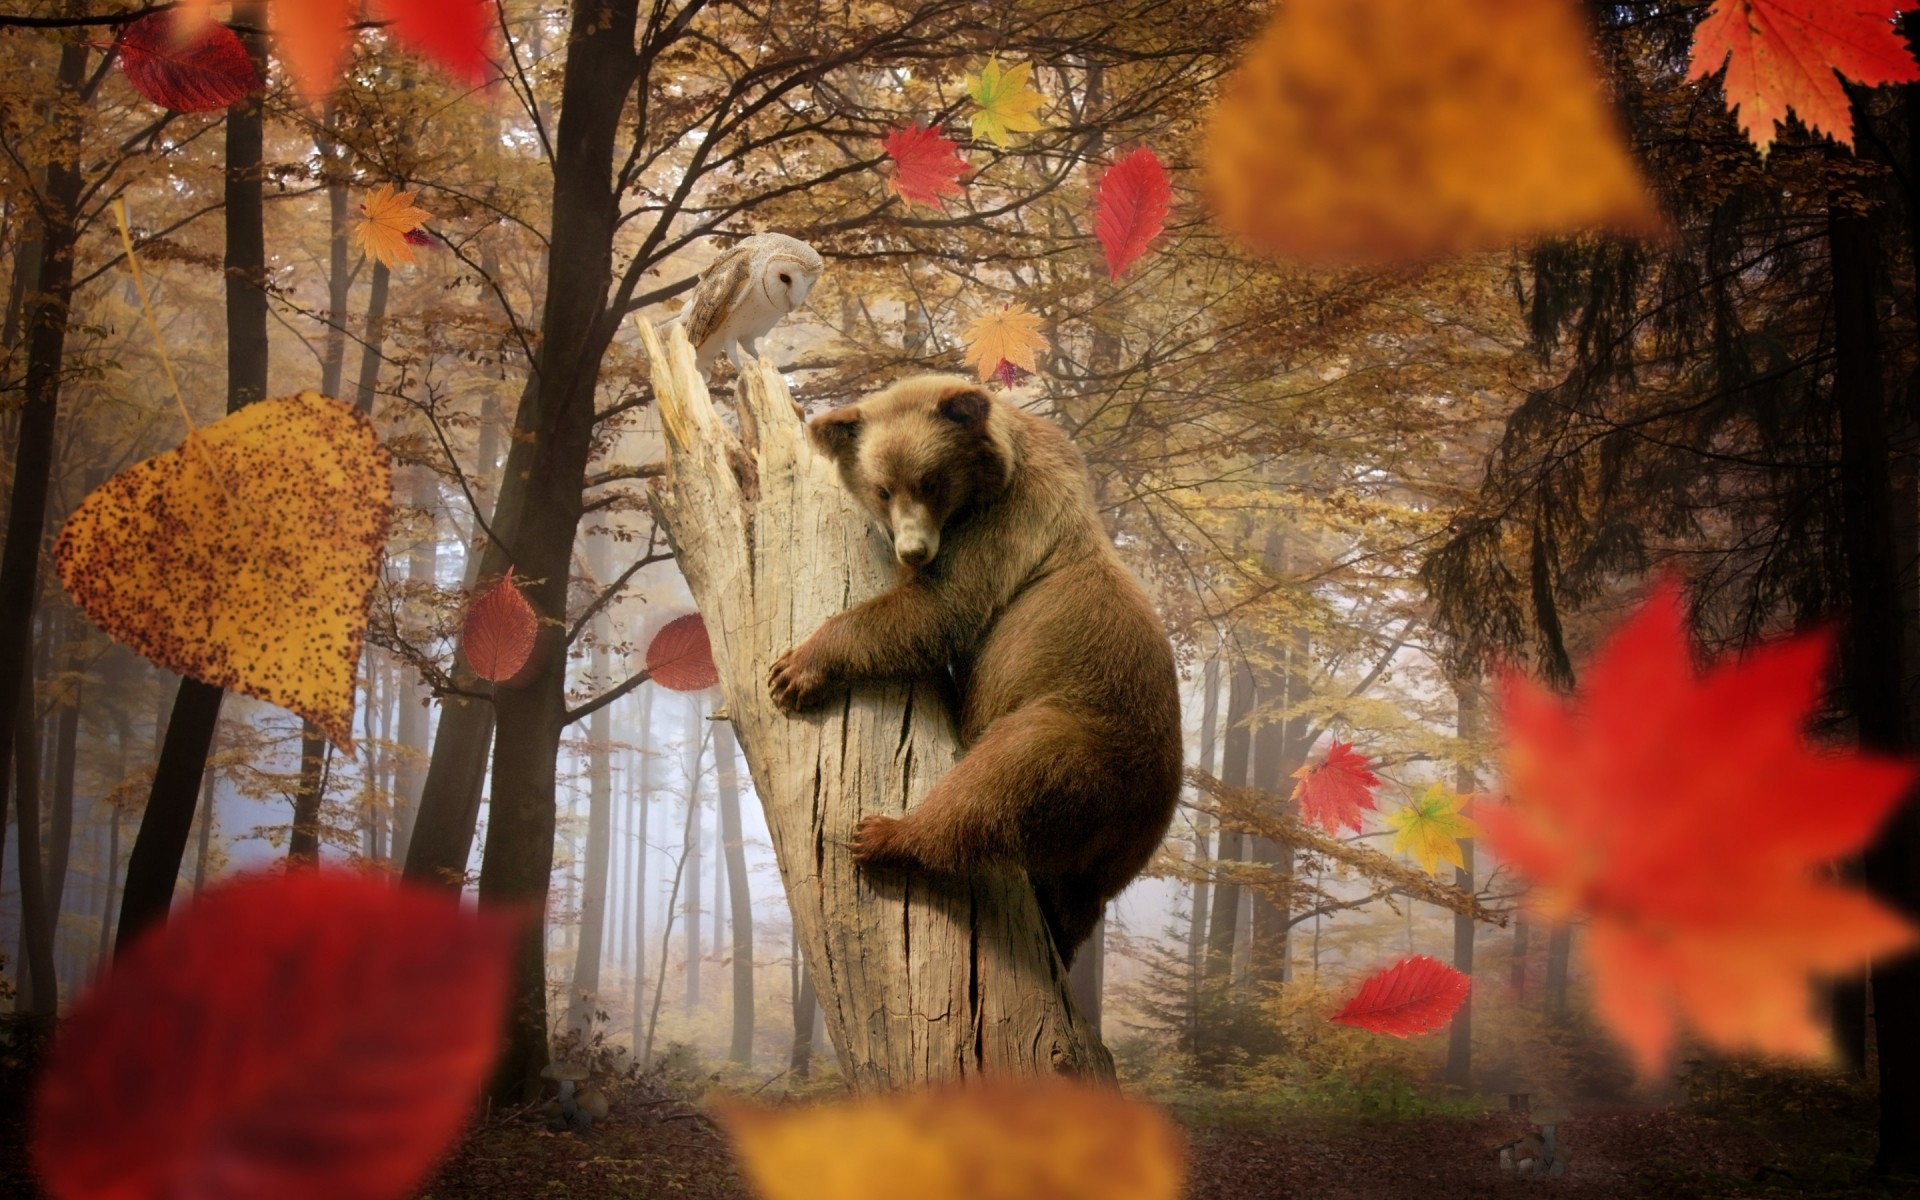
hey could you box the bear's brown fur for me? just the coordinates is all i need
[767,374,1182,964]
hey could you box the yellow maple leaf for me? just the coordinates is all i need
[55,393,392,750]
[962,304,1047,382]
[1201,0,1660,265]
[717,1079,1184,1200]
[967,56,1046,148]
[1386,784,1480,877]
[354,183,432,270]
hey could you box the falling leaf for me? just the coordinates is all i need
[355,183,432,270]
[55,393,391,750]
[32,870,518,1200]
[1093,148,1172,281]
[1386,783,1479,876]
[461,567,538,683]
[180,0,491,105]
[963,304,1047,383]
[115,11,261,113]
[717,1079,1184,1200]
[881,123,969,210]
[403,228,437,248]
[966,55,1047,148]
[1484,580,1918,1075]
[647,613,718,692]
[1688,0,1920,154]
[1201,0,1660,265]
[994,358,1028,389]
[1290,738,1381,835]
[1330,955,1471,1036]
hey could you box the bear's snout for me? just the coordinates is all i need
[891,501,940,567]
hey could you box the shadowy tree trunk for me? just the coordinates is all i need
[1205,660,1255,979]
[15,674,56,1013]
[681,697,704,1015]
[790,940,817,1080]
[718,720,755,1066]
[566,635,615,1038]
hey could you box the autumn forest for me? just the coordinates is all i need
[2,1,1919,1198]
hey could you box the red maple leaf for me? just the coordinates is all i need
[1330,955,1469,1036]
[1484,580,1917,1074]
[1688,0,1920,152]
[32,870,519,1200]
[880,123,968,211]
[1093,147,1171,280]
[648,612,719,692]
[115,11,261,113]
[1291,739,1380,834]
[461,566,538,683]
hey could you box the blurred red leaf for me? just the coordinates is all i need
[881,123,968,210]
[403,228,436,248]
[32,870,519,1200]
[377,0,493,86]
[1094,147,1171,280]
[1485,580,1918,1074]
[461,566,537,683]
[179,0,491,105]
[1688,0,1920,153]
[116,12,260,113]
[1290,739,1380,834]
[647,613,718,692]
[1330,955,1469,1036]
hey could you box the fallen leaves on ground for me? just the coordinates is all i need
[181,0,492,105]
[967,56,1046,148]
[1688,0,1920,154]
[648,613,719,692]
[1483,580,1917,1075]
[461,567,538,683]
[1330,955,1471,1036]
[55,392,391,750]
[1201,0,1659,265]
[1386,783,1479,876]
[717,1079,1183,1200]
[31,870,519,1200]
[1093,147,1172,281]
[356,183,433,270]
[115,11,260,112]
[1291,739,1380,835]
[963,304,1047,383]
[882,123,968,210]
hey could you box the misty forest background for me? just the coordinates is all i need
[2,1,1919,1186]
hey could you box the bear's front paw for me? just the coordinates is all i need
[850,815,913,868]
[768,644,834,714]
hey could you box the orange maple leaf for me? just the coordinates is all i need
[1483,581,1917,1075]
[1689,0,1920,154]
[962,304,1047,383]
[354,183,432,270]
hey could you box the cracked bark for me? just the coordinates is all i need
[643,323,1109,1090]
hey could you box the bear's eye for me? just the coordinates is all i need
[877,486,892,502]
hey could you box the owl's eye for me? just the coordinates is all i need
[779,273,792,285]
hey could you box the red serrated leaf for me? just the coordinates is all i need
[1688,0,1920,152]
[1330,954,1470,1037]
[647,613,718,692]
[376,0,492,86]
[1290,739,1380,834]
[1094,147,1171,280]
[461,566,537,683]
[116,12,261,113]
[403,228,436,248]
[880,123,968,210]
[993,358,1029,389]
[32,870,519,1200]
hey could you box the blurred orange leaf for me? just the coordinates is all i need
[717,1079,1183,1200]
[963,305,1046,383]
[355,183,432,270]
[882,123,968,210]
[55,393,392,750]
[1290,739,1380,834]
[1484,580,1917,1075]
[1201,0,1660,265]
[1688,0,1920,154]
[461,567,538,683]
[181,0,491,105]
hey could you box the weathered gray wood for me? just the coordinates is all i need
[643,322,1109,1090]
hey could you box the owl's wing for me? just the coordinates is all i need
[686,247,755,348]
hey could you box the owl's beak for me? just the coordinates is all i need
[791,275,816,308]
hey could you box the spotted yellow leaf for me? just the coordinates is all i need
[962,304,1047,382]
[717,1079,1183,1200]
[55,393,392,750]
[1387,783,1481,877]
[967,56,1046,148]
[355,182,431,269]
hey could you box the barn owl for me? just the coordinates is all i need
[685,233,824,378]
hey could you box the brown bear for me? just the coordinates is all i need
[767,373,1183,964]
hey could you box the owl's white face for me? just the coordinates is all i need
[763,254,821,314]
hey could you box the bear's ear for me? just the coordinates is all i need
[808,405,863,461]
[936,387,991,430]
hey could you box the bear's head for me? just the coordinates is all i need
[806,374,1014,569]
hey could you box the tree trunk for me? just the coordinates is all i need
[566,639,615,1037]
[631,691,653,1051]
[98,801,120,963]
[1204,660,1255,980]
[718,720,756,1067]
[288,728,327,863]
[350,263,390,415]
[1444,679,1479,1089]
[790,944,817,1079]
[392,469,439,862]
[1186,655,1220,1050]
[14,676,56,1013]
[1545,924,1572,1014]
[46,672,79,933]
[1069,915,1105,1034]
[121,6,268,941]
[645,324,1109,1088]
[682,698,704,1015]
[192,756,215,893]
